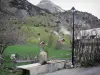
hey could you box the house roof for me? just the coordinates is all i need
[77,28,100,39]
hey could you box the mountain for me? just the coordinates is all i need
[56,10,100,30]
[0,0,100,46]
[0,0,51,20]
[37,0,65,13]
[0,0,100,35]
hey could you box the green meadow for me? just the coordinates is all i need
[0,45,71,75]
[3,44,71,60]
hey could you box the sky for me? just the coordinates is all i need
[27,0,100,19]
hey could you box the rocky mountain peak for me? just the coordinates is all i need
[37,0,65,13]
[39,0,52,3]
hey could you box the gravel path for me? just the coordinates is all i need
[42,66,100,75]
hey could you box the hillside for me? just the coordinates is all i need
[0,0,100,45]
[56,10,100,30]
[0,0,50,20]
[21,16,71,45]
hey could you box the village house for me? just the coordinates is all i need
[74,28,100,66]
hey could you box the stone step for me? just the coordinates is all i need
[16,60,65,75]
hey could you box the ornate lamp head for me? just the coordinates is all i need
[71,7,76,13]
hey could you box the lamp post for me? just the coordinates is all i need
[71,7,76,67]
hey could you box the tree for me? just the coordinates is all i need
[48,31,53,47]
[0,18,23,65]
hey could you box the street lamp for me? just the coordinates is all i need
[71,7,76,67]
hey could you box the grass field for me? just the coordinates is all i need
[3,44,71,60]
[0,44,71,75]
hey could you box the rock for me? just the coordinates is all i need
[16,60,65,75]
[39,51,47,65]
[65,61,73,69]
[10,54,16,60]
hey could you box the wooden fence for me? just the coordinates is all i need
[74,37,100,66]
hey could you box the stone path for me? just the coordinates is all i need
[41,66,100,75]
[14,59,39,63]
